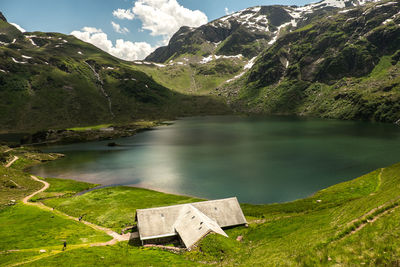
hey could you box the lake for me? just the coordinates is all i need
[30,116,400,204]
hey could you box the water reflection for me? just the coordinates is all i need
[30,116,400,204]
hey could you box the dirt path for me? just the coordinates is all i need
[348,202,400,237]
[23,176,131,241]
[9,176,134,266]
[5,156,19,168]
[333,167,400,241]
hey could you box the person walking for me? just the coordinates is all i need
[63,241,67,251]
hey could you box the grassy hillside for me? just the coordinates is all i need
[0,147,113,267]
[41,186,202,232]
[2,143,400,266]
[219,1,400,123]
[0,18,229,132]
[131,56,245,95]
[30,163,400,266]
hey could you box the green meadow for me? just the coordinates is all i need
[1,146,400,266]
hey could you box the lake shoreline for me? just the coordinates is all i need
[29,115,400,204]
[18,120,172,147]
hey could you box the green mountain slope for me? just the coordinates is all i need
[0,14,228,132]
[218,1,400,123]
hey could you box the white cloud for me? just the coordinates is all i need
[114,0,208,41]
[224,7,233,15]
[71,27,154,61]
[111,21,130,34]
[113,8,135,20]
[82,27,102,34]
[10,22,26,33]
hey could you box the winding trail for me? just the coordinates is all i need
[5,156,19,168]
[23,176,132,242]
[8,175,135,266]
[333,168,400,241]
[22,175,49,204]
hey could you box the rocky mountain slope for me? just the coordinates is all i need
[146,0,380,64]
[218,0,400,123]
[140,0,383,96]
[0,13,227,132]
[141,0,399,123]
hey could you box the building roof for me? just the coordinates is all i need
[136,197,247,242]
[174,205,228,248]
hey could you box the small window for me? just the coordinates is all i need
[161,214,164,217]
[198,226,202,230]
[192,216,195,219]
[200,222,203,225]
[214,207,217,211]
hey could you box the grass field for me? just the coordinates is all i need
[0,146,62,208]
[67,124,113,131]
[31,178,98,202]
[2,146,400,266]
[43,186,203,232]
[0,204,111,251]
[17,162,400,266]
[20,242,204,267]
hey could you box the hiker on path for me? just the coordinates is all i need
[63,241,67,251]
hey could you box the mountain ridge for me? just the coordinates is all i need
[217,0,400,123]
[145,0,380,64]
[0,16,228,132]
[1,0,399,133]
[141,0,400,124]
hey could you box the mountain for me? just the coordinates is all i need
[141,0,399,123]
[0,15,228,132]
[0,12,7,23]
[1,0,398,132]
[139,0,385,98]
[146,0,381,64]
[218,0,400,123]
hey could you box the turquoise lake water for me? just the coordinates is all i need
[30,116,400,204]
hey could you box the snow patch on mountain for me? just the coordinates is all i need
[200,54,243,64]
[12,57,27,64]
[210,0,377,40]
[226,56,257,83]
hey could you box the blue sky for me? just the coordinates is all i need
[1,0,318,59]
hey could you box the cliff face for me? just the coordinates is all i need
[0,12,7,22]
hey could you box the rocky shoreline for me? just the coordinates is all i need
[20,121,169,146]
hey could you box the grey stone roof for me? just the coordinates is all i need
[174,204,228,248]
[136,197,247,247]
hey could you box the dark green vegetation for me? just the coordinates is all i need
[222,1,400,123]
[0,13,228,132]
[21,120,163,145]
